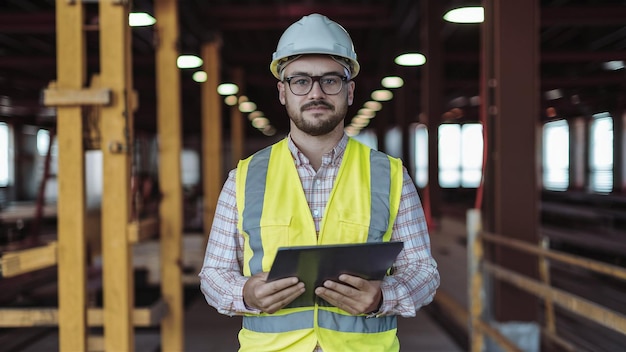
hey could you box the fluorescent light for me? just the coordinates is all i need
[364,101,383,111]
[224,95,238,106]
[252,117,269,129]
[239,101,257,113]
[394,53,426,66]
[261,125,276,136]
[217,83,239,95]
[603,60,625,70]
[129,12,156,27]
[371,90,393,102]
[544,89,563,100]
[177,55,203,69]
[192,71,207,83]
[248,111,264,120]
[357,108,376,118]
[443,7,484,23]
[381,76,404,89]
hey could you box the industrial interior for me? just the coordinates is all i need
[0,0,625,351]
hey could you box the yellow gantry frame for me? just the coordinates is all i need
[55,0,88,350]
[98,1,135,350]
[154,0,185,350]
[1,1,196,350]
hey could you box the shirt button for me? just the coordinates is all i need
[313,209,319,217]
[315,179,321,186]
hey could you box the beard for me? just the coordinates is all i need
[286,100,347,136]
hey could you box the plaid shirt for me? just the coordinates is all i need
[199,134,440,351]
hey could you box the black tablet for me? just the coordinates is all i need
[267,241,404,307]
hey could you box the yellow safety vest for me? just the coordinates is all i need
[236,138,403,352]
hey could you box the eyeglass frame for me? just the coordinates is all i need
[283,74,348,96]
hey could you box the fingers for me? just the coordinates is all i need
[264,282,306,313]
[243,273,305,314]
[314,275,382,315]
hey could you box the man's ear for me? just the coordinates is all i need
[278,81,286,105]
[347,80,355,106]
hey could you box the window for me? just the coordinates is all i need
[412,123,428,188]
[589,112,613,193]
[36,128,58,201]
[438,123,483,188]
[542,120,569,191]
[0,122,9,187]
[181,149,200,187]
[384,126,402,159]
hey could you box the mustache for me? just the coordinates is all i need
[301,101,334,111]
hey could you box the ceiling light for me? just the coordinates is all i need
[217,83,239,95]
[544,89,563,100]
[224,95,238,106]
[252,117,269,129]
[357,108,376,118]
[381,76,404,89]
[239,101,257,113]
[129,12,156,27]
[262,125,277,136]
[352,116,370,128]
[603,60,625,70]
[364,101,383,111]
[371,90,393,102]
[394,53,426,66]
[345,125,359,137]
[177,55,203,69]
[192,71,207,83]
[443,7,484,23]
[248,111,264,121]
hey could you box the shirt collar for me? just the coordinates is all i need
[287,133,349,167]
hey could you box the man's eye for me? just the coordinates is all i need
[294,78,310,86]
[322,77,338,85]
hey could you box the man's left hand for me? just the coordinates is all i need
[314,274,382,315]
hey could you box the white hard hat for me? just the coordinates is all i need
[270,13,360,79]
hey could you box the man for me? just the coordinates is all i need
[199,13,439,352]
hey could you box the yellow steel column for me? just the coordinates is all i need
[201,40,222,236]
[231,68,245,167]
[55,0,87,350]
[98,1,134,350]
[154,0,184,350]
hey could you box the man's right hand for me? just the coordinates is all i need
[243,272,305,314]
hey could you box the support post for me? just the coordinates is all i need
[154,0,184,350]
[201,40,223,236]
[98,1,134,350]
[420,0,444,221]
[482,0,540,320]
[54,0,88,350]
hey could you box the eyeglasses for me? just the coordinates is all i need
[283,74,348,96]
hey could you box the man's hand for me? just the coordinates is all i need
[243,272,305,314]
[314,274,382,315]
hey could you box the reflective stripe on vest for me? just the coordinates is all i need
[368,150,391,242]
[318,309,397,333]
[241,146,271,274]
[243,310,314,332]
[243,309,397,334]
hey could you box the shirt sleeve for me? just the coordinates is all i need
[378,168,440,317]
[198,169,259,316]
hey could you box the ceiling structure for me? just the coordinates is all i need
[0,0,625,139]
